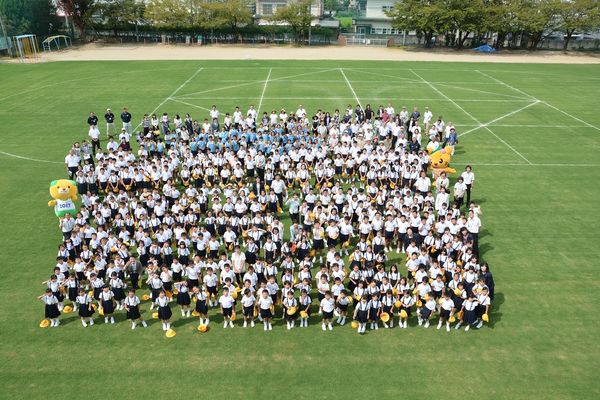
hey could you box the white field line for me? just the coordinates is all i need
[458,102,541,137]
[410,69,534,165]
[166,96,529,103]
[133,66,204,131]
[169,98,211,112]
[476,70,600,133]
[257,68,272,115]
[0,150,63,164]
[174,68,339,99]
[340,68,362,108]
[454,162,600,167]
[476,70,537,100]
[348,68,529,100]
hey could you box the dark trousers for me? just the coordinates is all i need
[465,184,472,206]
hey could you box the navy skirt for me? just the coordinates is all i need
[158,305,172,320]
[126,305,141,320]
[195,300,208,314]
[79,305,94,318]
[45,304,60,319]
[177,291,191,306]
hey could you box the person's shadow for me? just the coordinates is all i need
[487,292,504,329]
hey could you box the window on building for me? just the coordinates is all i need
[262,4,273,15]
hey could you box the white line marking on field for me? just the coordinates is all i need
[410,69,533,165]
[174,68,339,99]
[165,96,529,103]
[133,66,204,132]
[169,98,211,112]
[340,68,361,108]
[257,68,272,115]
[454,162,600,167]
[458,102,541,137]
[0,150,63,164]
[350,68,529,100]
[476,70,537,100]
[475,71,600,133]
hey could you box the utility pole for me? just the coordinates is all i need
[0,13,12,57]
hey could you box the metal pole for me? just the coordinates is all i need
[0,13,12,57]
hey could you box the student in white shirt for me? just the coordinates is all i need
[257,290,274,331]
[319,291,335,331]
[460,165,475,206]
[218,287,235,328]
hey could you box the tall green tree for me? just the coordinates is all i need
[100,0,145,38]
[270,0,312,44]
[144,0,195,29]
[556,0,600,50]
[0,0,57,37]
[386,0,449,48]
[57,0,97,39]
[204,0,253,36]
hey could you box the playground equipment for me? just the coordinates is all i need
[13,34,40,63]
[42,35,72,52]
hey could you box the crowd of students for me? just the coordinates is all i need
[41,102,494,334]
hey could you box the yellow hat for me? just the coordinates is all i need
[63,305,73,313]
[400,309,408,319]
[309,249,316,257]
[253,308,259,318]
[98,307,104,316]
[423,294,430,301]
[39,319,50,328]
[428,278,434,284]
[412,288,418,295]
[453,289,461,296]
[392,288,398,296]
[449,315,456,323]
[354,295,361,301]
[88,290,94,298]
[300,310,308,318]
[191,310,200,317]
[165,328,176,338]
[270,305,274,312]
[235,287,242,293]
[287,306,297,315]
[142,294,151,301]
[198,324,208,333]
[173,288,179,295]
[347,297,353,304]
[416,300,422,307]
[380,312,390,322]
[482,313,489,322]
[231,291,238,300]
[343,241,350,248]
[152,312,159,319]
[351,321,359,329]
[165,290,173,298]
[438,298,444,305]
[394,300,402,308]
[458,310,464,319]
[230,311,236,321]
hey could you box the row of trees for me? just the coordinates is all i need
[386,0,600,50]
[59,0,315,43]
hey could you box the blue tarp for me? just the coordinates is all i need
[473,44,496,53]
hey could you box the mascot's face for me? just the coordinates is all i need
[50,179,77,200]
[431,151,451,169]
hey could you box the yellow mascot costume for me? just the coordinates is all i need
[48,179,78,217]
[428,146,456,181]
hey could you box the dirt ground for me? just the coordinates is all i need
[33,42,600,64]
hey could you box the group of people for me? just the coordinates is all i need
[42,102,494,334]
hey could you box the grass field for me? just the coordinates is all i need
[1,60,599,399]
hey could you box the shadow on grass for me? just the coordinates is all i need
[488,292,504,329]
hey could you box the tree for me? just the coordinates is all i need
[386,0,449,48]
[100,0,145,38]
[204,0,253,36]
[57,0,97,39]
[556,0,600,50]
[446,0,484,48]
[0,0,57,37]
[144,0,194,29]
[516,0,562,49]
[270,0,312,44]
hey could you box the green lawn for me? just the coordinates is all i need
[0,60,599,399]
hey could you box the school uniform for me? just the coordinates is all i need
[440,298,455,319]
[219,294,235,317]
[156,297,172,320]
[241,295,256,318]
[420,299,437,319]
[258,296,273,319]
[368,299,382,321]
[299,296,312,316]
[77,294,94,317]
[194,291,209,314]
[65,279,79,302]
[463,299,479,325]
[110,278,126,301]
[476,294,491,318]
[355,301,369,323]
[400,295,414,317]
[43,294,60,319]
[320,298,335,319]
[176,285,191,306]
[283,297,298,321]
[99,291,115,314]
[124,295,141,320]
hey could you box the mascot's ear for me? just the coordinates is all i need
[69,180,76,186]
[443,146,453,154]
[50,180,58,187]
